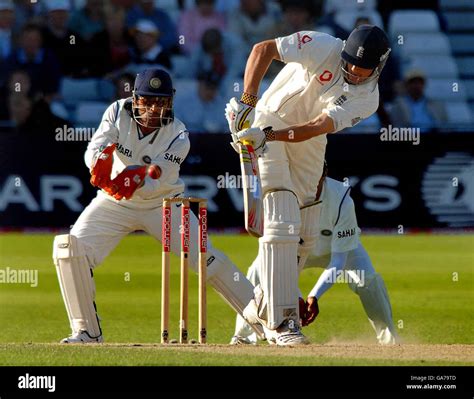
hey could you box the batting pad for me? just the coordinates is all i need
[53,234,102,338]
[259,190,301,329]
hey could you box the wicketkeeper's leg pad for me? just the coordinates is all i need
[53,234,102,338]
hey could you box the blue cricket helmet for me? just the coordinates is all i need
[133,69,174,97]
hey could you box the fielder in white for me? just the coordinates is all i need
[226,25,391,344]
[52,69,261,343]
[232,165,399,345]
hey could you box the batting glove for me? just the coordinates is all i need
[225,93,258,135]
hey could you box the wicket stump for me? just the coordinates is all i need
[161,197,208,344]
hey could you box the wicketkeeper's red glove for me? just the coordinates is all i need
[302,296,319,326]
[106,165,148,200]
[90,144,116,190]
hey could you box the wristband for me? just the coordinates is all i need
[240,92,258,107]
[263,126,275,141]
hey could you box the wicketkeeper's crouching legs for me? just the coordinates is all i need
[53,234,103,343]
[345,244,399,345]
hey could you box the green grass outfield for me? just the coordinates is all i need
[0,233,473,366]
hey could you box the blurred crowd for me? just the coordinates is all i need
[0,0,471,134]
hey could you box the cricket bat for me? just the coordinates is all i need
[239,128,263,237]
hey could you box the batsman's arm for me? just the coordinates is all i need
[268,112,336,143]
[243,39,281,97]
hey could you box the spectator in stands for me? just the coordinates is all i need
[88,5,133,77]
[178,0,226,54]
[113,72,135,100]
[0,23,62,99]
[0,0,15,62]
[228,0,277,55]
[265,0,316,78]
[126,0,177,53]
[129,19,171,71]
[13,0,41,33]
[174,71,227,133]
[0,68,32,121]
[390,69,447,132]
[69,0,105,40]
[42,0,89,77]
[8,92,71,134]
[111,0,136,12]
[269,0,315,38]
[187,28,244,81]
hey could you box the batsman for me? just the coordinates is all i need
[226,25,391,345]
[52,69,261,343]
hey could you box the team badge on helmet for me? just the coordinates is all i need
[149,78,161,89]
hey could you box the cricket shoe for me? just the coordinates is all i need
[229,335,257,345]
[61,330,103,344]
[265,320,309,346]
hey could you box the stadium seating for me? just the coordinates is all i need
[449,34,474,55]
[60,78,112,107]
[174,79,198,99]
[388,10,440,39]
[324,0,377,14]
[170,55,190,79]
[439,0,474,11]
[402,56,459,79]
[396,33,451,60]
[75,102,109,127]
[334,10,384,32]
[425,79,468,102]
[445,101,473,127]
[456,57,474,78]
[464,79,474,101]
[444,12,474,32]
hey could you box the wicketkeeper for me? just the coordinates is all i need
[52,69,260,343]
[226,25,391,345]
[232,163,399,345]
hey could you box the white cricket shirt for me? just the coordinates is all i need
[258,31,379,131]
[85,98,189,209]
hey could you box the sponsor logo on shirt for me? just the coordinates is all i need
[334,95,347,106]
[317,70,333,83]
[297,32,312,49]
[116,143,132,157]
[337,228,356,238]
[164,152,182,164]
